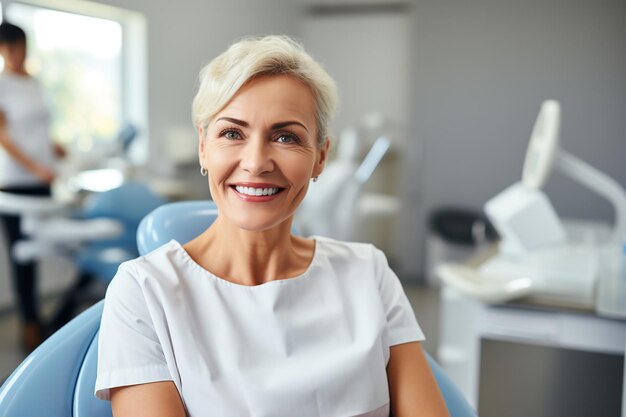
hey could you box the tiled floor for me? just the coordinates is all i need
[0,282,441,384]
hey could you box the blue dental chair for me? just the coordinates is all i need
[76,181,168,283]
[0,201,478,417]
[49,182,166,329]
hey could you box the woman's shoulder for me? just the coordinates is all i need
[110,240,191,289]
[314,235,370,250]
[102,241,194,319]
[313,236,387,265]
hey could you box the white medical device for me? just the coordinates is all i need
[437,100,626,318]
[0,191,123,262]
[296,128,399,241]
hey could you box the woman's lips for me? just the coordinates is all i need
[230,183,285,202]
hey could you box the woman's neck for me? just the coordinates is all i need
[184,216,314,286]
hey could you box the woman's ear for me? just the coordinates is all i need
[313,137,331,177]
[198,127,206,164]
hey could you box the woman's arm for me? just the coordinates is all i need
[387,342,450,417]
[110,381,186,417]
[0,111,55,183]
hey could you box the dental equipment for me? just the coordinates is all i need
[296,129,398,241]
[437,100,626,318]
[0,191,123,262]
[0,182,165,327]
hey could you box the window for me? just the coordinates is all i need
[0,0,147,161]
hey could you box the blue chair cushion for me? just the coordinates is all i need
[73,330,111,417]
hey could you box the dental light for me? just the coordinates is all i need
[520,100,626,244]
[437,100,626,318]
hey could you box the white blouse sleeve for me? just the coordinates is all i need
[373,247,425,347]
[95,262,172,400]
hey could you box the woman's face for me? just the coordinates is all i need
[199,75,329,232]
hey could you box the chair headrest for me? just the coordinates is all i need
[137,200,219,255]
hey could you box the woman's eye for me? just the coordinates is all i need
[225,130,240,140]
[275,134,299,144]
[219,129,242,140]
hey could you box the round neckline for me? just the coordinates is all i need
[169,238,321,289]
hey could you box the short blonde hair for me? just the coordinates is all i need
[192,35,338,147]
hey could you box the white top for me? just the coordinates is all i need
[0,73,55,188]
[95,238,424,417]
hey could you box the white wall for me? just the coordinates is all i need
[301,10,414,135]
[406,0,626,278]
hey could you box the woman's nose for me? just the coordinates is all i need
[240,138,274,175]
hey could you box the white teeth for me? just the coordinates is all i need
[234,186,280,196]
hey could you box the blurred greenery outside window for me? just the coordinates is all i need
[1,2,123,153]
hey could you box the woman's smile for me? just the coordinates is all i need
[230,182,286,202]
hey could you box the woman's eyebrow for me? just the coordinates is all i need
[216,117,248,127]
[271,121,309,132]
[216,117,309,133]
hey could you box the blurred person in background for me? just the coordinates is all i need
[0,21,64,352]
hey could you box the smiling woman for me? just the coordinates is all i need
[94,35,450,417]
[200,75,326,233]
